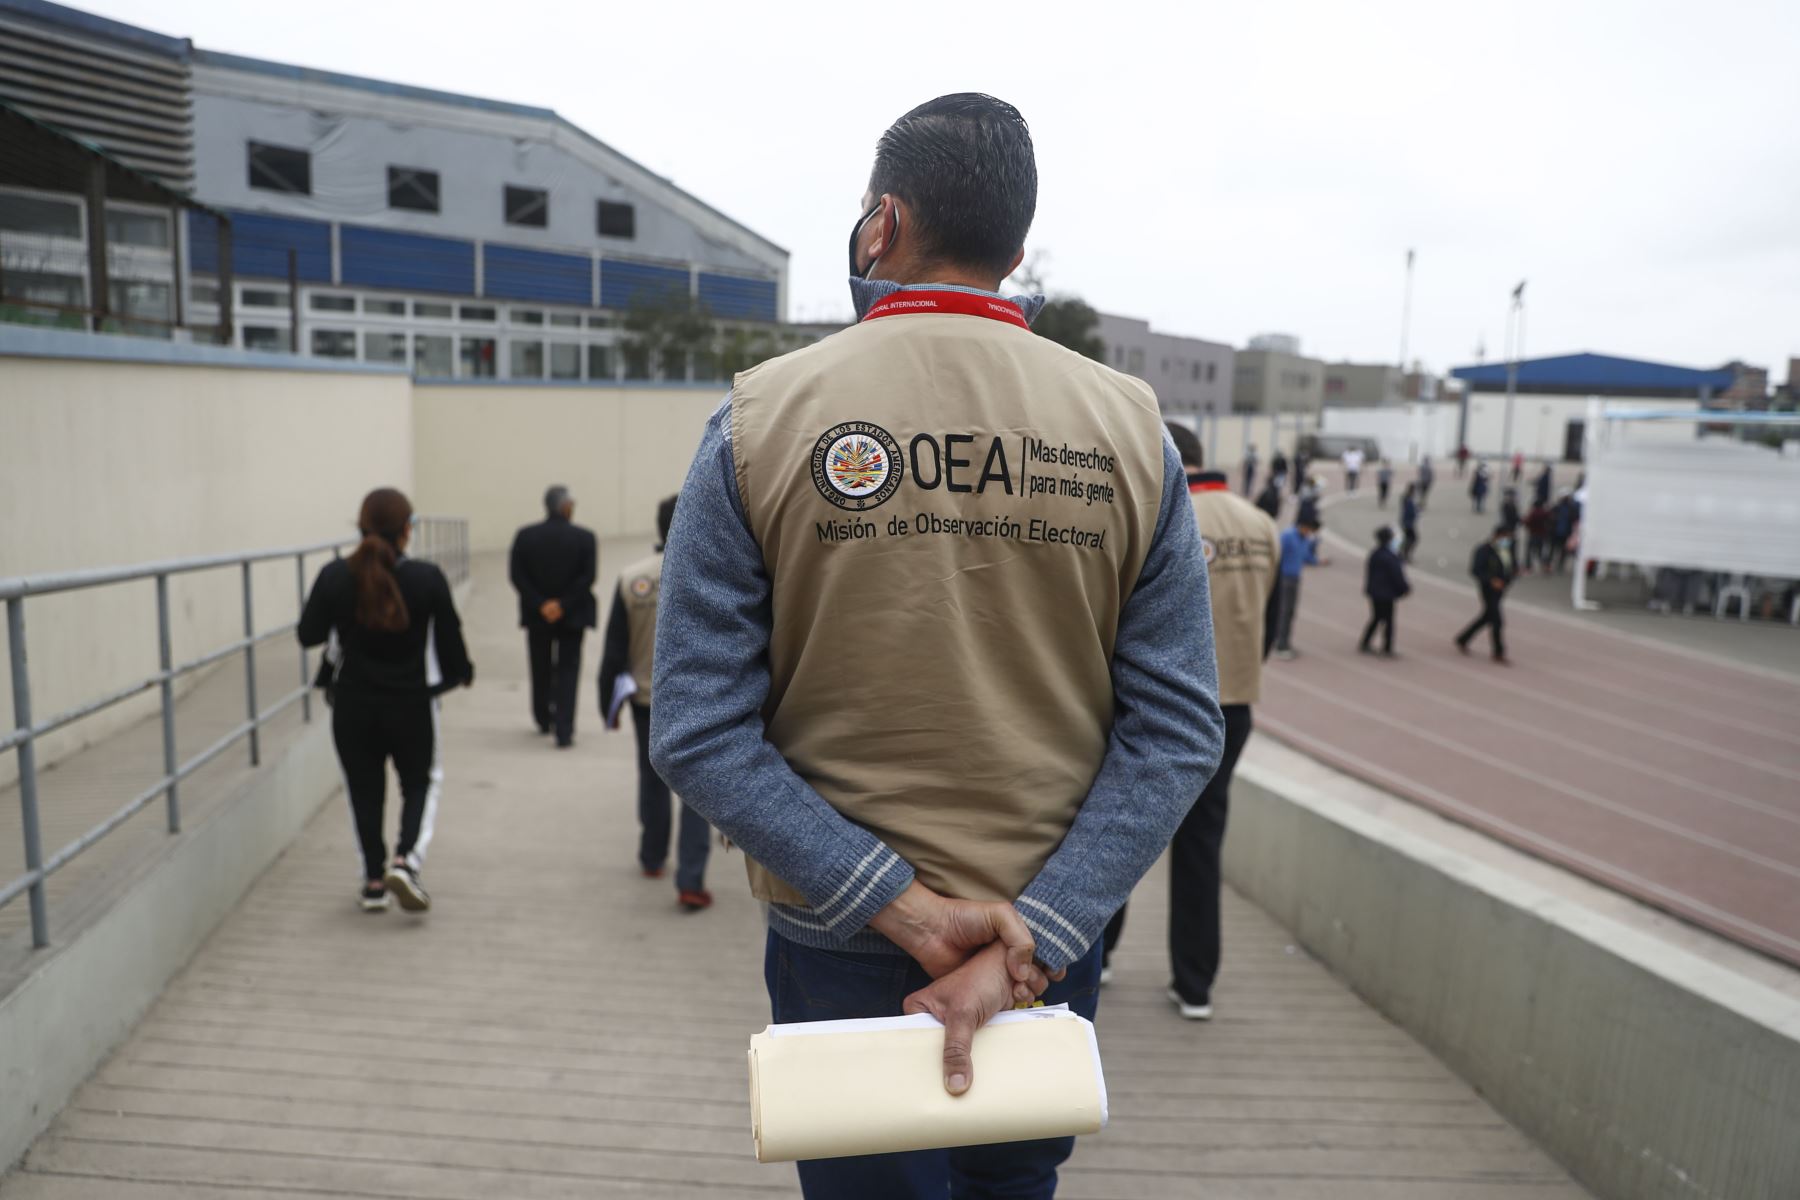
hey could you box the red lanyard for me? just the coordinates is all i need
[860,288,1030,329]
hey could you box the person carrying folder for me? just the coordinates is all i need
[651,93,1223,1199]
[598,495,712,910]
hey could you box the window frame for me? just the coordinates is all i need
[247,141,313,195]
[504,185,549,228]
[596,200,636,239]
[386,165,441,214]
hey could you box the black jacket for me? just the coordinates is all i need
[509,515,598,630]
[1470,542,1513,592]
[1254,482,1282,518]
[1364,546,1411,602]
[298,557,473,697]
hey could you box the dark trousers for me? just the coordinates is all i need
[1472,493,1487,514]
[766,930,1103,1200]
[1345,470,1359,492]
[1274,576,1301,651]
[1361,598,1396,653]
[332,692,439,881]
[1400,525,1418,563]
[1417,482,1432,509]
[1377,480,1390,506]
[630,703,710,891]
[1242,463,1256,494]
[527,626,584,743]
[1457,588,1507,657]
[1103,704,1253,1005]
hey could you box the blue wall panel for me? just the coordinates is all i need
[188,210,332,282]
[600,259,690,311]
[482,244,592,305]
[341,225,475,295]
[698,272,779,322]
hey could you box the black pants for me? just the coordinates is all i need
[1377,481,1390,507]
[332,692,439,882]
[631,703,711,892]
[527,626,584,743]
[1103,704,1254,1005]
[1400,525,1418,563]
[1345,470,1359,492]
[1457,588,1506,657]
[1361,598,1396,653]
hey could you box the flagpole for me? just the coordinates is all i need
[1502,280,1526,459]
[1398,249,1415,397]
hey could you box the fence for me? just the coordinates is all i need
[0,516,467,949]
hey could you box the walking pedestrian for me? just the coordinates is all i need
[1376,459,1394,507]
[1455,444,1470,478]
[599,495,712,910]
[299,487,474,913]
[1399,483,1421,563]
[1359,525,1410,656]
[509,485,597,748]
[1342,445,1364,493]
[1296,474,1323,528]
[1551,492,1577,573]
[1510,450,1525,483]
[1270,447,1289,493]
[1273,516,1328,659]
[1101,423,1279,1018]
[1524,498,1553,574]
[1254,476,1282,520]
[1470,462,1490,513]
[1417,455,1435,510]
[1292,446,1310,494]
[1456,525,1516,664]
[1242,443,1259,495]
[1533,461,1554,509]
[648,92,1225,1199]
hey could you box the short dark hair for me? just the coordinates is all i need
[1164,421,1204,470]
[1374,526,1393,545]
[656,494,678,545]
[868,93,1036,275]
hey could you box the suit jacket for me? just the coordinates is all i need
[1470,542,1513,592]
[509,516,598,630]
[1364,546,1410,602]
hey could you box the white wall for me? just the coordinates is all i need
[0,333,414,779]
[1322,402,1458,463]
[1166,412,1319,471]
[1460,393,1696,459]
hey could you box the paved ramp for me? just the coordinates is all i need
[2,548,1585,1198]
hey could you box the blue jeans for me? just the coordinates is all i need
[630,703,710,891]
[764,930,1105,1199]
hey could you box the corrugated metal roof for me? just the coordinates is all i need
[1450,352,1734,395]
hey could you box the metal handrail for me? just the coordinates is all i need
[1,516,470,948]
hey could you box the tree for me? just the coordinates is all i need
[1005,250,1105,362]
[621,287,716,380]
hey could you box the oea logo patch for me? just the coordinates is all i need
[811,421,904,511]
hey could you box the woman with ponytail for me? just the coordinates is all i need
[300,488,473,912]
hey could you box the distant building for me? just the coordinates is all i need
[1095,313,1233,416]
[1,0,789,381]
[1322,362,1404,409]
[1232,339,1324,415]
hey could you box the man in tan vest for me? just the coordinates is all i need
[599,495,712,910]
[1102,422,1279,1020]
[651,93,1224,1199]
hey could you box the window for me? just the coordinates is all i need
[241,288,287,308]
[311,329,356,358]
[414,334,453,377]
[1112,345,1124,365]
[365,331,408,364]
[108,279,171,321]
[3,270,84,308]
[623,344,650,380]
[459,304,496,322]
[414,300,453,319]
[549,312,581,328]
[511,308,544,326]
[459,336,496,378]
[1126,347,1145,376]
[243,326,285,351]
[550,342,581,380]
[190,282,220,306]
[310,293,355,313]
[586,344,611,380]
[365,297,407,316]
[597,200,635,239]
[1191,362,1200,381]
[248,141,311,195]
[586,315,612,329]
[504,185,547,228]
[0,191,82,238]
[105,209,169,248]
[387,166,440,213]
[659,348,687,381]
[510,339,544,379]
[1205,362,1216,383]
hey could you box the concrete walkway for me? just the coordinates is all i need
[2,547,1587,1199]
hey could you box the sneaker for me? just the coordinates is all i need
[1099,966,1115,986]
[678,889,713,912]
[1274,649,1297,661]
[359,882,389,912]
[1455,640,1471,656]
[383,861,431,912]
[641,865,666,879]
[1167,987,1213,1021]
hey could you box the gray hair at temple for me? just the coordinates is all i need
[543,485,573,517]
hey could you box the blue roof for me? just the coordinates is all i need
[1450,352,1734,395]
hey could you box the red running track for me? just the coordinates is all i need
[1256,527,1800,968]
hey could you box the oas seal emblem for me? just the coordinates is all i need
[811,421,904,510]
[629,576,654,599]
[1200,536,1217,564]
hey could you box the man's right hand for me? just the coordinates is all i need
[540,599,564,624]
[869,880,1040,985]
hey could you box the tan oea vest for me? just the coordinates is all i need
[617,552,663,707]
[731,310,1167,905]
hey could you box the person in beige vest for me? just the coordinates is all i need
[1101,423,1279,1019]
[649,93,1224,1199]
[599,495,712,910]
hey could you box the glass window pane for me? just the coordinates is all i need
[511,309,543,325]
[549,342,580,380]
[0,192,83,238]
[504,185,548,228]
[510,339,544,379]
[104,209,170,248]
[364,331,408,364]
[243,326,285,351]
[241,288,287,308]
[414,334,453,377]
[623,344,650,380]
[108,279,171,321]
[2,270,84,307]
[659,348,686,381]
[459,337,496,378]
[586,344,610,381]
[365,297,407,316]
[190,281,219,306]
[310,293,355,312]
[549,312,581,328]
[248,142,312,195]
[414,300,453,319]
[387,166,440,213]
[586,315,612,329]
[460,305,496,322]
[597,200,635,239]
[311,329,356,358]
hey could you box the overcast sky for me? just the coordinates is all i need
[86,0,1800,380]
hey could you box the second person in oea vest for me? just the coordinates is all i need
[598,495,712,912]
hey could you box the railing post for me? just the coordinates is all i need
[296,553,311,723]
[242,560,260,766]
[155,573,180,833]
[7,597,50,948]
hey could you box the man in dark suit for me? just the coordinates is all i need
[1359,525,1410,657]
[1455,525,1515,665]
[509,485,597,747]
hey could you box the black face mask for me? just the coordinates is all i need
[847,201,898,279]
